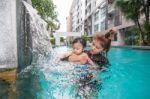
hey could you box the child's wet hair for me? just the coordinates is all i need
[72,37,86,48]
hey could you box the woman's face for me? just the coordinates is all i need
[72,42,83,55]
[90,39,103,54]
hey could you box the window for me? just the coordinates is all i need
[85,10,87,16]
[101,21,105,31]
[80,25,82,31]
[77,19,79,24]
[113,33,117,41]
[114,10,122,26]
[94,24,99,32]
[94,1,96,6]
[94,11,99,22]
[100,6,106,18]
[86,0,87,5]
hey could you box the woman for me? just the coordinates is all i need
[86,27,117,69]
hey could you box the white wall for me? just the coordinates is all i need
[0,0,17,68]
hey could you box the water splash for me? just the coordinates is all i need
[16,2,102,99]
[22,1,52,62]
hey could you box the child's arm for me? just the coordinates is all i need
[60,53,71,59]
[55,52,71,63]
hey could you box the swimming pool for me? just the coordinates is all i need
[2,46,150,99]
[100,47,150,99]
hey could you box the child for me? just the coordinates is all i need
[87,27,117,69]
[56,37,95,65]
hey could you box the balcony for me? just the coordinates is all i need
[107,1,115,14]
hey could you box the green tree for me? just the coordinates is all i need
[60,37,64,42]
[50,34,55,45]
[82,33,91,43]
[116,0,150,45]
[31,0,60,30]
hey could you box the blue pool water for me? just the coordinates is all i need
[100,48,150,99]
[9,47,150,99]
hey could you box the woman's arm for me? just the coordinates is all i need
[87,57,96,66]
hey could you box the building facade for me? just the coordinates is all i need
[67,0,85,33]
[68,0,136,46]
[66,15,72,32]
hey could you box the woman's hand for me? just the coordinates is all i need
[110,27,118,34]
[89,65,108,71]
[89,65,99,70]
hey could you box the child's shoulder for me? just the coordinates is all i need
[81,52,89,57]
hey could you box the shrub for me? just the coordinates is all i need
[50,37,55,45]
[60,37,64,42]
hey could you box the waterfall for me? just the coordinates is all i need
[16,1,53,98]
[17,1,53,72]
[23,1,52,58]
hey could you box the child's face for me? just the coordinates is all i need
[72,42,83,55]
[90,39,103,54]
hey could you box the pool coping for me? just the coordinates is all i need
[112,46,150,50]
[53,45,150,50]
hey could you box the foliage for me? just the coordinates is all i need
[50,33,54,37]
[116,0,150,45]
[50,37,55,45]
[60,37,64,42]
[124,26,147,45]
[82,33,92,43]
[116,0,140,21]
[32,0,57,20]
[31,0,60,30]
[50,34,55,45]
[142,21,150,36]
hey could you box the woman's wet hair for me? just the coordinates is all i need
[72,37,86,48]
[93,29,116,52]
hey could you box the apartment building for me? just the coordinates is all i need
[92,0,107,33]
[66,15,72,32]
[106,0,134,46]
[68,0,136,46]
[84,0,92,36]
[67,0,85,33]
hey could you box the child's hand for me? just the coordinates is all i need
[54,53,68,64]
[54,57,61,64]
